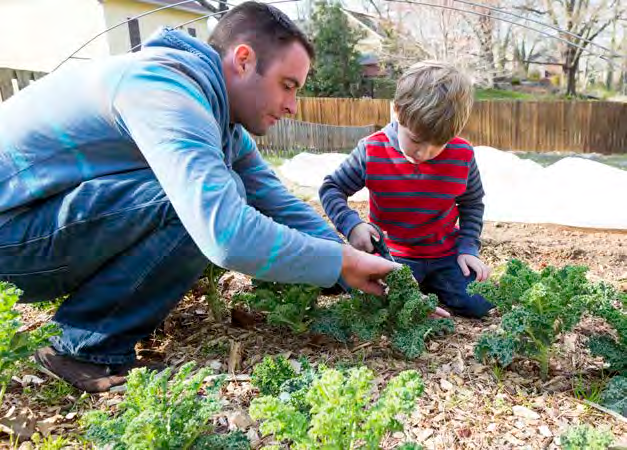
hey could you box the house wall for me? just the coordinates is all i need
[0,0,109,72]
[102,0,210,55]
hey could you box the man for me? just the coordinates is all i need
[0,2,399,393]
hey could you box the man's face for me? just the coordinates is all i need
[397,123,446,164]
[230,41,310,136]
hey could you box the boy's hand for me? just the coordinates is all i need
[341,245,400,296]
[457,254,491,282]
[348,222,380,253]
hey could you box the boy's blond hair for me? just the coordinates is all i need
[394,60,474,145]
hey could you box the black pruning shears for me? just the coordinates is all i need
[369,223,395,262]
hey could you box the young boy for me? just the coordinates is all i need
[319,60,493,318]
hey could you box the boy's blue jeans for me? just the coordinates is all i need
[0,169,212,365]
[395,254,494,318]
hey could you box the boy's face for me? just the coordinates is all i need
[397,123,446,164]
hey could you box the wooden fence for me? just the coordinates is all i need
[255,118,376,155]
[462,101,627,154]
[290,97,391,128]
[0,68,47,102]
[291,97,627,154]
[2,69,625,154]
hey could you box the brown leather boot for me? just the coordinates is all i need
[34,347,166,393]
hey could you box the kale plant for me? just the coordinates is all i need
[233,281,320,333]
[81,361,247,449]
[251,355,297,396]
[470,260,607,379]
[599,375,626,417]
[560,425,614,450]
[0,281,59,405]
[312,266,454,358]
[586,283,626,375]
[249,365,424,449]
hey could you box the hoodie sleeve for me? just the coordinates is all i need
[232,129,343,244]
[112,61,343,287]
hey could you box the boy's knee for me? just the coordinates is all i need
[440,292,494,319]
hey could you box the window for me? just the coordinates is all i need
[128,18,141,52]
[188,27,197,37]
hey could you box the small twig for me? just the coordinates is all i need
[577,399,627,423]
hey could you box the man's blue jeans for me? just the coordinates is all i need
[395,254,494,318]
[0,169,210,365]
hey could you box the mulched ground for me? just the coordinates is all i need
[2,209,626,449]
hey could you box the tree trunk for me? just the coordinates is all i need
[563,46,579,96]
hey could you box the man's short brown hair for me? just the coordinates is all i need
[394,60,474,145]
[208,1,314,74]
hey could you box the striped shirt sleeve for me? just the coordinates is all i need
[455,155,485,257]
[319,141,367,239]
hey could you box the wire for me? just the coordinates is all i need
[52,0,218,72]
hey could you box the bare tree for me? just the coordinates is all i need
[519,0,623,96]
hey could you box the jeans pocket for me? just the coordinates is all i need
[0,265,70,303]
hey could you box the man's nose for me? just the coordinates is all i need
[284,94,297,115]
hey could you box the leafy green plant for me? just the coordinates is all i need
[313,266,454,358]
[250,365,424,449]
[81,361,247,449]
[233,281,320,333]
[30,433,73,450]
[599,375,626,417]
[470,260,610,379]
[0,281,59,405]
[560,424,614,450]
[587,284,626,375]
[251,355,297,396]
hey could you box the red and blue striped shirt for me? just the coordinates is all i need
[319,122,485,259]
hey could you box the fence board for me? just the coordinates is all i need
[0,68,47,102]
[254,118,375,155]
[290,97,391,128]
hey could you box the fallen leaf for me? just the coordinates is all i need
[512,405,540,420]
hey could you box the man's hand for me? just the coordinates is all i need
[348,222,380,253]
[340,245,400,295]
[457,254,491,282]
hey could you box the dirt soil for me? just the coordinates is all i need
[2,202,626,449]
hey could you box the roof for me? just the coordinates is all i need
[133,0,217,15]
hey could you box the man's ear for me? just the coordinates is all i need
[232,44,257,76]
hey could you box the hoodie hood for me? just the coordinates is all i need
[142,27,223,68]
[140,27,239,165]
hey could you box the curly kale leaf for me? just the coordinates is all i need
[233,282,320,333]
[599,376,627,417]
[81,362,238,449]
[250,366,423,449]
[560,425,614,450]
[0,282,60,405]
[471,260,611,379]
[312,265,453,358]
[589,335,627,376]
[251,355,297,397]
[393,319,455,359]
[474,331,517,368]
